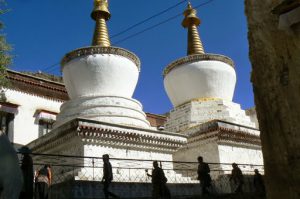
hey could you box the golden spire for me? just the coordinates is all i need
[91,0,111,47]
[182,2,205,55]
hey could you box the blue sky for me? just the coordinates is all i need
[2,0,254,114]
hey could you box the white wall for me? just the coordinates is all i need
[84,144,174,163]
[218,144,264,174]
[173,140,220,164]
[5,89,62,145]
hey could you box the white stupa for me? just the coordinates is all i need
[161,3,262,172]
[29,0,189,187]
[163,2,256,133]
[55,0,150,129]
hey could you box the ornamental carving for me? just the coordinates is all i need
[29,119,187,153]
[61,46,141,71]
[163,54,235,77]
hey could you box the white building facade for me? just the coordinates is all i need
[1,70,65,146]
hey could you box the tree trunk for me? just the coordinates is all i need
[245,0,300,198]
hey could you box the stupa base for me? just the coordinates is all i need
[54,95,150,129]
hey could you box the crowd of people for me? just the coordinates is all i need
[101,155,265,198]
[18,150,265,199]
[197,156,266,196]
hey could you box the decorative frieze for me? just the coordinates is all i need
[6,70,68,102]
[28,118,187,153]
[185,120,261,147]
[163,54,234,77]
[61,46,141,71]
[79,127,184,152]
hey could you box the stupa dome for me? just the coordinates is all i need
[61,47,140,99]
[163,3,236,107]
[164,54,236,107]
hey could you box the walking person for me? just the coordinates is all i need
[253,169,265,196]
[102,154,119,199]
[19,146,34,199]
[229,163,244,193]
[146,161,171,199]
[197,156,212,195]
[35,165,52,199]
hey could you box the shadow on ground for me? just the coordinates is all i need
[184,193,266,199]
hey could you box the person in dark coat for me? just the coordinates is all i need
[19,146,34,199]
[253,169,265,195]
[35,165,52,199]
[229,163,244,193]
[197,156,212,195]
[146,161,171,199]
[102,154,119,199]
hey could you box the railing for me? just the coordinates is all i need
[18,152,265,198]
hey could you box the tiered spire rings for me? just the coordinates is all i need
[90,1,204,53]
[91,0,111,47]
[182,2,205,55]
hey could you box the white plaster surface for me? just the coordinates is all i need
[63,54,139,99]
[164,60,236,107]
[78,145,197,183]
[173,138,263,175]
[173,140,220,165]
[218,144,264,174]
[55,96,150,128]
[84,144,174,164]
[218,144,263,165]
[4,89,62,145]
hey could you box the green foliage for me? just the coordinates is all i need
[0,0,11,86]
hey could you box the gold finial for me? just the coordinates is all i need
[182,2,205,55]
[91,0,111,47]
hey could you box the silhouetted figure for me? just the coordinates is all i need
[229,163,244,193]
[197,156,212,195]
[253,169,265,196]
[35,165,52,199]
[146,161,171,199]
[102,154,119,199]
[0,130,23,199]
[19,147,33,199]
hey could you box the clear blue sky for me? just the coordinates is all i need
[2,0,254,114]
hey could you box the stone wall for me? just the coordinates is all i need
[165,99,256,133]
[245,0,300,198]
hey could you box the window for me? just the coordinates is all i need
[36,110,57,137]
[38,120,54,137]
[0,111,14,137]
[0,102,18,142]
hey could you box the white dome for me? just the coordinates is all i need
[61,47,140,99]
[164,54,236,107]
[56,47,151,129]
